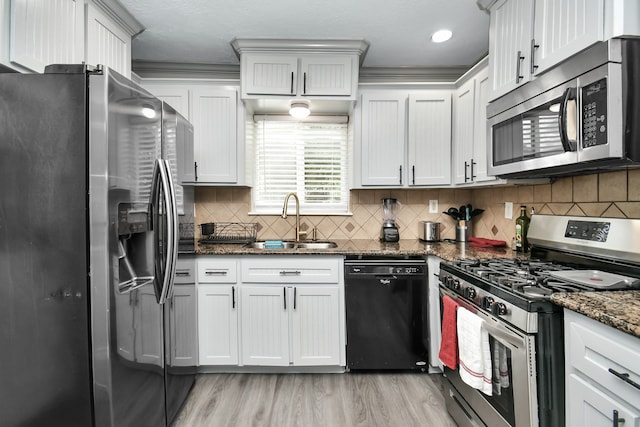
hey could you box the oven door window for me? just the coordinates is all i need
[492,95,577,166]
[486,336,515,425]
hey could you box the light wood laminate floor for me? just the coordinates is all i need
[175,373,456,427]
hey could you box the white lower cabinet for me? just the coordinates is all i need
[240,284,342,366]
[240,256,345,367]
[197,258,239,366]
[564,309,640,426]
[197,255,345,369]
[168,285,198,367]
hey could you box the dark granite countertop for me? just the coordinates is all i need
[551,291,640,338]
[194,238,519,262]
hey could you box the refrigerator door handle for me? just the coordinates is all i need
[151,159,178,304]
[161,159,179,304]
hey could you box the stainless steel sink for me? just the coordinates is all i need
[246,241,337,250]
[246,241,296,249]
[295,241,338,249]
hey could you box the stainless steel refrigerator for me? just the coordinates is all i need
[0,64,195,426]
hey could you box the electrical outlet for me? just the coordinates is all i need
[505,202,513,219]
[429,200,438,213]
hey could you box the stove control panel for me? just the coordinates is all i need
[565,220,610,242]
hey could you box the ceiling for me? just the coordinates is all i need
[119,0,490,71]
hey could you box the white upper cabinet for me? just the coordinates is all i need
[243,54,299,96]
[407,92,452,186]
[190,87,238,184]
[488,0,640,102]
[487,0,534,101]
[299,55,353,96]
[232,38,367,102]
[86,2,137,78]
[532,0,604,76]
[453,63,495,185]
[357,89,452,187]
[359,91,407,186]
[8,0,84,73]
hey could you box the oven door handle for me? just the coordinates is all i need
[558,87,578,152]
[439,287,528,346]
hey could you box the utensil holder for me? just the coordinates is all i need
[456,220,471,242]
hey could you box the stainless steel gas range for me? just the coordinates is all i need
[438,215,640,427]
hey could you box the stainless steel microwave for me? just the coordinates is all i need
[487,38,640,178]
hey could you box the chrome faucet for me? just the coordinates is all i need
[282,192,306,242]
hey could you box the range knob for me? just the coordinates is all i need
[464,287,477,299]
[452,280,461,292]
[482,296,494,310]
[492,302,508,316]
[445,275,454,287]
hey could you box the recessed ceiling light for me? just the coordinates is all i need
[431,29,453,43]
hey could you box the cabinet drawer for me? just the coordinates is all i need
[566,310,640,406]
[241,256,341,284]
[175,257,196,284]
[197,258,238,283]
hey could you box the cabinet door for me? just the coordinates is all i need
[197,284,238,365]
[291,286,341,366]
[145,85,190,119]
[533,0,604,76]
[471,67,494,183]
[299,56,352,96]
[488,0,534,101]
[134,286,163,367]
[407,91,452,186]
[240,285,290,366]
[9,0,84,73]
[86,3,131,77]
[360,91,407,186]
[190,88,238,183]
[452,78,476,184]
[243,54,298,95]
[567,374,640,427]
[169,285,197,367]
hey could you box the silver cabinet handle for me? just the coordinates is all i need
[464,161,469,182]
[470,158,476,181]
[175,270,191,276]
[303,72,307,94]
[516,50,525,84]
[283,286,287,310]
[530,39,539,75]
[279,270,301,276]
[290,71,294,94]
[412,165,415,185]
[194,161,198,181]
[399,165,403,185]
[205,270,228,276]
[294,287,297,310]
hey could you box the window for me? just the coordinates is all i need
[251,117,350,214]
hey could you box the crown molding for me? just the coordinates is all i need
[89,0,144,36]
[359,66,468,83]
[231,38,370,65]
[132,61,240,80]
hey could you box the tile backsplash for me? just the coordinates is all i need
[195,169,640,243]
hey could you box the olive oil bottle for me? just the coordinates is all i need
[515,205,530,252]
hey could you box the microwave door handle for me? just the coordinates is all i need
[558,87,578,152]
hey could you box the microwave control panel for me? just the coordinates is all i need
[581,78,607,148]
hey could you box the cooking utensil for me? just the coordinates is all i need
[443,208,459,221]
[470,208,484,218]
[466,204,472,221]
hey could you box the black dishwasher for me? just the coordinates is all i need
[344,258,428,371]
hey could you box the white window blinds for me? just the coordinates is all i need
[251,118,350,214]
